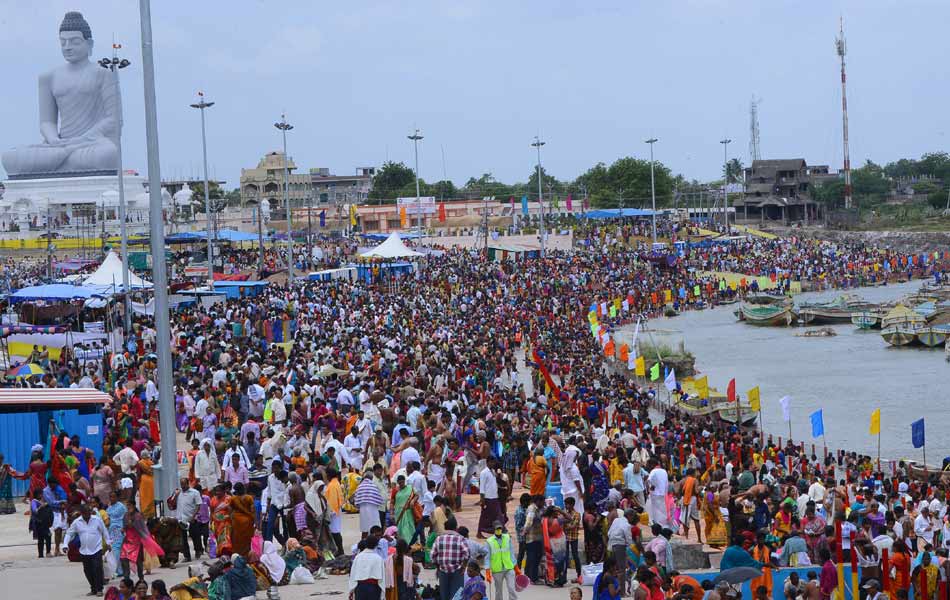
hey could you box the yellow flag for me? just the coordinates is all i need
[869,408,881,435]
[613,298,622,311]
[695,375,709,399]
[588,311,598,326]
[349,204,357,226]
[747,386,760,412]
[664,289,672,303]
[634,356,646,377]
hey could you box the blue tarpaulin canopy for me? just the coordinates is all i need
[10,284,105,303]
[360,232,424,241]
[166,229,265,243]
[582,208,657,219]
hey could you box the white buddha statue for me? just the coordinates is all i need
[1,12,119,178]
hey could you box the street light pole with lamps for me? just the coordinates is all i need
[189,94,215,285]
[531,136,545,258]
[645,137,658,244]
[97,44,132,337]
[720,138,732,233]
[275,115,294,283]
[408,129,423,235]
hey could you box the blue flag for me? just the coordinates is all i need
[521,195,528,216]
[319,210,326,227]
[810,409,824,438]
[912,418,925,449]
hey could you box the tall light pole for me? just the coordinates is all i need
[139,0,176,502]
[720,138,732,233]
[645,138,658,244]
[408,129,423,235]
[532,136,545,258]
[275,115,294,283]
[190,94,214,285]
[98,44,132,337]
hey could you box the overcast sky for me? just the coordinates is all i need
[2,1,948,190]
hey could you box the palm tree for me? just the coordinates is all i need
[723,158,744,184]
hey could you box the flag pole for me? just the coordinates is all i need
[877,429,881,472]
[758,407,764,447]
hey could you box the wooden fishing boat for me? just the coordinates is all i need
[740,304,797,326]
[916,325,950,347]
[881,304,926,330]
[906,461,950,484]
[745,293,788,306]
[851,311,883,329]
[799,307,853,324]
[881,325,919,347]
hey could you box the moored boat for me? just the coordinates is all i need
[851,311,882,329]
[740,304,797,326]
[881,325,919,347]
[881,304,926,330]
[916,325,950,347]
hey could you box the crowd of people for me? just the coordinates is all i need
[1,223,946,600]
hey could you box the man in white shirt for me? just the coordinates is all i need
[477,458,502,537]
[647,459,670,527]
[344,428,364,471]
[221,438,252,470]
[808,477,826,504]
[406,462,427,498]
[113,442,139,475]
[349,536,385,597]
[264,464,290,543]
[62,505,109,595]
[915,505,935,547]
[337,386,355,410]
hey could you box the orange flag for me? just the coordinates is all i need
[604,340,615,357]
[399,206,407,228]
[438,202,446,222]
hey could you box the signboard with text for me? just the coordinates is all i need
[397,196,436,215]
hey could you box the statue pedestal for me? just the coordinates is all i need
[0,174,167,237]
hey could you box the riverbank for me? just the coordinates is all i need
[613,279,948,462]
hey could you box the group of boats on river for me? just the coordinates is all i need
[733,282,950,349]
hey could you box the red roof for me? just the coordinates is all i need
[0,389,111,406]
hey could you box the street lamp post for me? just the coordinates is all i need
[645,138,658,244]
[720,138,732,233]
[138,0,177,502]
[408,130,423,235]
[531,136,545,258]
[98,44,132,337]
[189,94,215,285]
[275,115,294,283]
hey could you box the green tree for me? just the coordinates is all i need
[526,166,564,198]
[852,160,891,197]
[369,161,416,201]
[723,158,744,184]
[574,157,673,208]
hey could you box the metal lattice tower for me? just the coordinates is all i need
[836,17,853,209]
[749,96,761,163]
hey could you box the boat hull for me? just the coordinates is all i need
[851,311,881,329]
[881,326,918,346]
[917,327,949,347]
[740,305,797,326]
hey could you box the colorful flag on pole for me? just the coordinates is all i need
[349,204,357,226]
[438,202,446,222]
[727,378,736,402]
[779,396,792,422]
[627,352,636,371]
[618,344,629,362]
[912,418,925,449]
[630,318,641,351]
[521,195,528,216]
[695,375,708,399]
[664,369,677,392]
[566,194,573,212]
[634,356,646,377]
[319,210,326,227]
[747,387,760,412]
[649,362,660,381]
[869,408,881,435]
[810,409,824,438]
[399,206,407,228]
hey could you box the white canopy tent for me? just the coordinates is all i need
[82,251,154,294]
[358,232,424,259]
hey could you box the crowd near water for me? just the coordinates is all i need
[0,222,947,600]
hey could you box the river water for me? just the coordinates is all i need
[617,280,949,463]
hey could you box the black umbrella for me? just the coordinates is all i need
[713,567,763,585]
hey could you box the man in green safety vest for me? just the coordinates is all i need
[486,520,518,600]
